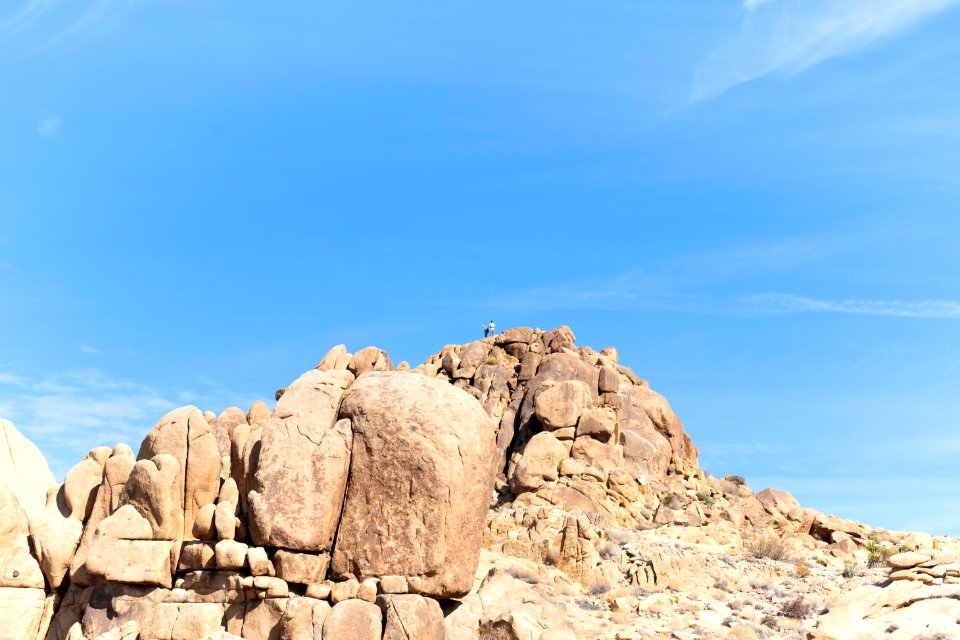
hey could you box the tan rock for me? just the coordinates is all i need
[243,599,287,640]
[317,344,352,371]
[332,372,497,598]
[0,587,49,640]
[570,435,623,474]
[137,406,222,541]
[141,602,224,640]
[247,400,272,426]
[28,485,84,588]
[348,346,394,376]
[379,576,409,594]
[85,505,175,587]
[509,431,567,493]
[247,547,276,577]
[888,551,932,570]
[177,541,216,572]
[576,407,617,441]
[63,447,111,522]
[598,366,620,393]
[0,419,55,516]
[378,594,444,640]
[215,501,236,540]
[330,578,360,604]
[533,380,593,429]
[357,578,379,603]
[322,599,383,640]
[274,550,330,585]
[119,454,182,540]
[279,597,331,640]
[215,540,249,571]
[249,369,355,551]
[214,407,248,461]
[193,502,216,540]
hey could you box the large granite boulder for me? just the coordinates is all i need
[331,372,496,598]
[247,369,354,551]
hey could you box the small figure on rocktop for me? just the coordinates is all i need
[483,320,496,338]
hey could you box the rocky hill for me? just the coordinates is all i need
[1,326,958,640]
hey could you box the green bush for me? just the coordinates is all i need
[696,492,716,506]
[866,540,897,567]
[725,474,746,486]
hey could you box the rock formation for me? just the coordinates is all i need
[0,326,957,640]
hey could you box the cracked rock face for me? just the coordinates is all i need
[332,371,497,598]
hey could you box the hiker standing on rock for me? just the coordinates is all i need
[483,320,496,337]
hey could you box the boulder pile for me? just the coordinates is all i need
[811,549,960,639]
[3,360,496,639]
[1,326,955,640]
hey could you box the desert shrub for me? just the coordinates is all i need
[747,535,792,562]
[780,596,812,619]
[713,577,731,592]
[485,356,498,365]
[898,542,913,554]
[588,583,610,596]
[725,474,746,486]
[576,599,604,611]
[760,614,778,629]
[794,562,812,578]
[842,563,859,578]
[506,567,538,584]
[696,492,716,506]
[866,540,896,567]
[662,493,678,508]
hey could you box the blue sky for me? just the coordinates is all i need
[1,1,959,535]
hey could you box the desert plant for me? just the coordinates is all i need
[662,493,678,508]
[898,542,913,554]
[725,474,746,486]
[794,562,812,578]
[506,567,538,584]
[576,599,604,611]
[780,596,812,619]
[588,583,610,596]
[747,535,792,562]
[866,540,896,567]
[842,563,859,578]
[696,492,716,506]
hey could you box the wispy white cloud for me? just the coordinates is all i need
[481,275,960,319]
[37,115,62,138]
[77,343,101,354]
[0,0,54,34]
[0,365,267,480]
[0,372,27,386]
[737,293,960,318]
[744,0,775,10]
[694,0,960,101]
[2,0,136,50]
[0,368,176,477]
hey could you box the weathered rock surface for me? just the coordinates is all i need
[332,371,497,598]
[248,369,354,551]
[0,418,56,515]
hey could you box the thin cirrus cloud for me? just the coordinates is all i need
[37,115,62,138]
[1,0,132,49]
[479,276,960,319]
[693,0,960,102]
